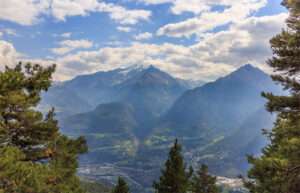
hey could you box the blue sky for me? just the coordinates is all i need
[0,0,287,81]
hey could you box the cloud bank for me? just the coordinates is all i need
[0,0,287,83]
[157,0,267,37]
[50,39,94,55]
[0,13,284,81]
[0,0,151,25]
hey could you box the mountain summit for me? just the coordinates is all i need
[120,65,186,128]
[143,64,282,177]
[218,64,274,89]
[161,64,280,128]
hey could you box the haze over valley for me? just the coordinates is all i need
[1,0,297,192]
[38,64,283,192]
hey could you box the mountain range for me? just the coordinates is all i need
[40,64,282,192]
[40,64,199,119]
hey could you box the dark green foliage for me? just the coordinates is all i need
[191,164,219,193]
[242,1,300,192]
[218,186,247,193]
[262,0,300,117]
[153,139,193,193]
[0,63,57,157]
[0,146,51,193]
[0,63,88,192]
[111,177,130,193]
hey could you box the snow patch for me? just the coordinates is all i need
[119,63,150,75]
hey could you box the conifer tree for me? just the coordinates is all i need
[153,139,193,193]
[111,177,130,193]
[241,1,300,192]
[191,164,219,193]
[0,63,88,192]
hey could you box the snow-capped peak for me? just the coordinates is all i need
[119,64,150,75]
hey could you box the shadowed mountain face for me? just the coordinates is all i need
[144,64,284,188]
[120,66,186,128]
[60,66,187,139]
[59,64,283,192]
[41,65,187,123]
[62,64,150,107]
[60,102,139,162]
[38,85,92,118]
[158,64,280,134]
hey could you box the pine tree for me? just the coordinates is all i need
[111,177,130,193]
[153,139,193,193]
[0,63,88,192]
[241,1,300,192]
[191,164,219,193]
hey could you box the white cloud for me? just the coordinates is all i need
[0,0,50,25]
[49,13,286,81]
[0,0,151,25]
[46,55,55,59]
[157,0,267,37]
[188,13,288,72]
[134,32,153,40]
[0,32,2,37]
[0,13,287,82]
[139,0,172,5]
[170,0,210,15]
[59,39,93,48]
[50,39,93,55]
[117,26,132,32]
[52,32,72,38]
[51,0,99,21]
[105,41,123,46]
[0,40,69,80]
[51,0,151,25]
[3,28,20,37]
[52,42,231,81]
[61,32,72,38]
[98,2,151,25]
[51,47,71,55]
[0,40,21,69]
[142,0,266,15]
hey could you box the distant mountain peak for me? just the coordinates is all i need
[131,63,150,70]
[118,63,150,75]
[218,64,267,85]
[143,65,160,73]
[242,63,254,68]
[235,64,261,72]
[230,64,267,77]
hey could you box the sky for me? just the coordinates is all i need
[0,0,288,81]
